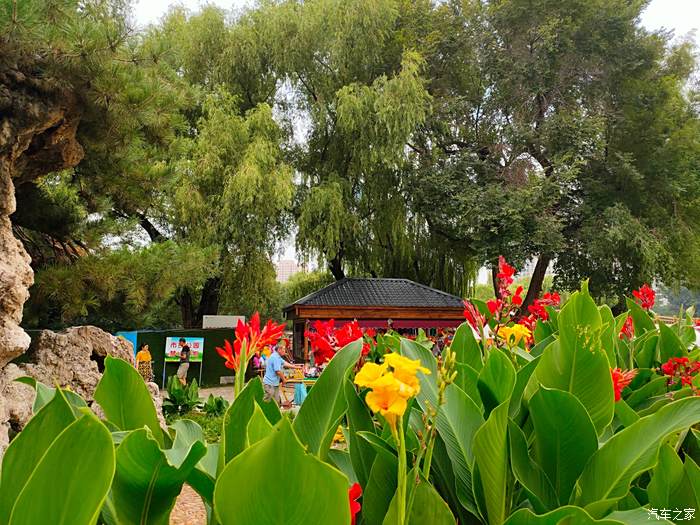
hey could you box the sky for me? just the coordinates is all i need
[133,0,700,43]
[131,0,699,263]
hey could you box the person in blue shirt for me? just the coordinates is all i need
[263,339,301,405]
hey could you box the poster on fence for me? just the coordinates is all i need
[164,337,205,362]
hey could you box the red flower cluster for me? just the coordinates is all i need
[348,483,362,525]
[632,284,655,310]
[305,320,370,365]
[463,300,486,331]
[660,357,700,389]
[527,292,560,320]
[619,316,634,340]
[611,367,637,401]
[496,256,516,297]
[519,291,561,334]
[216,312,285,370]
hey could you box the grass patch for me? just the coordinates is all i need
[165,410,224,443]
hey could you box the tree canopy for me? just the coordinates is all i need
[6,0,699,329]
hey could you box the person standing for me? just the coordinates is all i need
[262,340,301,405]
[177,338,190,386]
[135,343,153,382]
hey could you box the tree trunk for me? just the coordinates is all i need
[522,255,551,310]
[491,265,499,298]
[178,289,196,329]
[195,277,222,327]
[177,277,222,329]
[328,250,345,280]
[137,213,166,243]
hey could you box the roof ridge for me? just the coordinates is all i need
[283,278,348,309]
[404,279,464,301]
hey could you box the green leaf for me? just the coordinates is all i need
[504,506,620,525]
[599,305,617,367]
[363,453,398,525]
[658,322,686,362]
[508,420,558,512]
[648,444,700,513]
[625,376,667,409]
[14,376,87,414]
[435,384,483,513]
[509,357,540,421]
[576,396,700,515]
[472,402,510,525]
[214,418,350,525]
[293,340,362,458]
[529,388,598,506]
[6,414,114,525]
[329,449,358,484]
[187,443,219,507]
[451,322,483,370]
[626,298,655,335]
[407,479,456,524]
[605,508,674,524]
[536,287,614,434]
[94,355,163,445]
[110,427,206,525]
[478,349,516,418]
[219,377,264,471]
[247,402,273,446]
[0,390,77,524]
[454,363,483,408]
[345,379,377,488]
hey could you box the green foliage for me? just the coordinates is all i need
[202,394,229,417]
[165,411,224,443]
[6,289,700,524]
[162,376,201,416]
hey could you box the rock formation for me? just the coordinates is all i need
[0,326,165,453]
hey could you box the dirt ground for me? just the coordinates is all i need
[170,485,207,525]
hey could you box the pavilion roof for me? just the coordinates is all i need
[284,278,464,312]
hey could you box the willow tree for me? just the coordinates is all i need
[234,0,476,294]
[168,90,293,327]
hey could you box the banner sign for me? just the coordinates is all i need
[165,337,205,362]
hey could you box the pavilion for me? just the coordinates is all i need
[283,277,465,361]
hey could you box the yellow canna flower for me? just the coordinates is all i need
[383,353,431,398]
[354,362,388,388]
[498,324,532,347]
[364,373,408,428]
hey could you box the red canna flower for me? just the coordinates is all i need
[335,321,364,348]
[306,320,366,365]
[512,286,524,307]
[486,298,503,316]
[348,483,362,525]
[217,312,285,370]
[496,256,517,299]
[611,367,637,402]
[619,316,634,340]
[540,291,561,306]
[632,284,655,310]
[519,314,537,332]
[463,300,486,330]
[216,339,241,370]
[365,328,376,338]
[497,256,516,283]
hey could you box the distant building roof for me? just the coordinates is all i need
[284,278,463,311]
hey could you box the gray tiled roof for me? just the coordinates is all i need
[286,278,464,309]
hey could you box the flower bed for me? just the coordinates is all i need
[2,260,700,524]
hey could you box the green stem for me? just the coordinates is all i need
[393,418,408,525]
[421,427,436,479]
[234,340,248,399]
